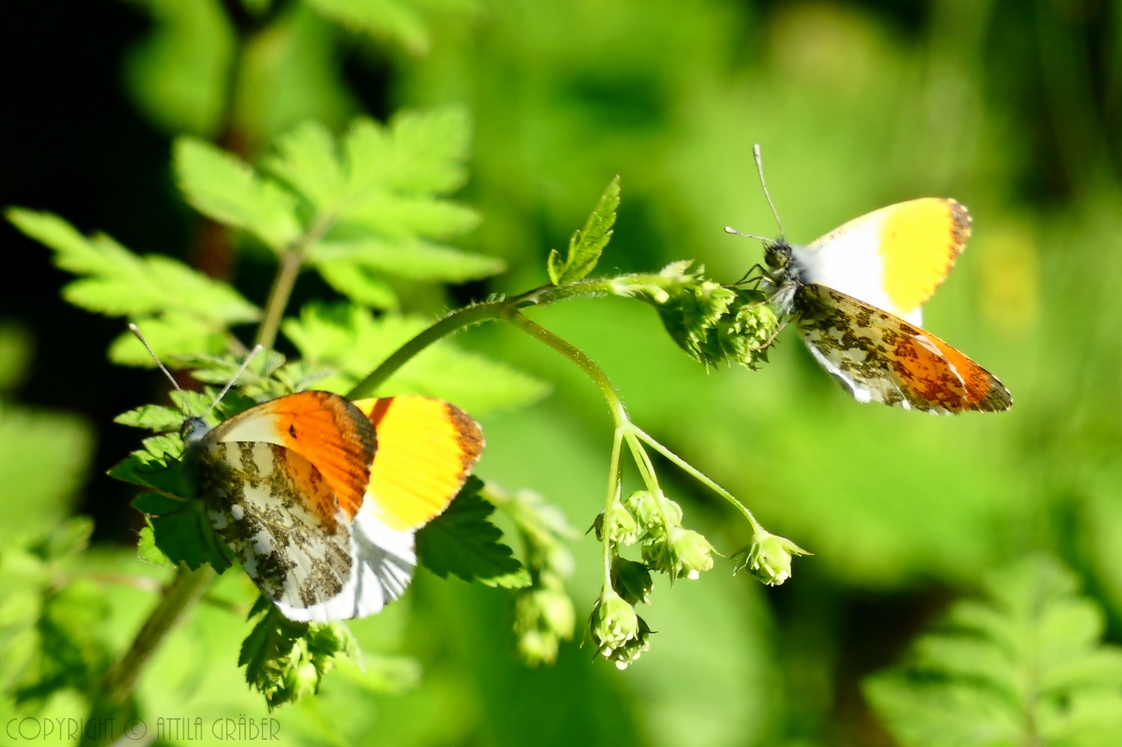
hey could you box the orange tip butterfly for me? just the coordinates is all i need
[727,146,1012,414]
[131,326,483,622]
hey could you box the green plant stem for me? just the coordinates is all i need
[256,214,335,350]
[347,299,509,399]
[506,312,626,419]
[505,311,650,591]
[603,427,625,584]
[346,275,665,400]
[97,564,217,709]
[632,425,763,533]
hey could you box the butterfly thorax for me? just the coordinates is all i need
[761,239,805,316]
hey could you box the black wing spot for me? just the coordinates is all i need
[288,424,297,438]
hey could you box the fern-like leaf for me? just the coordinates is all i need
[864,555,1122,747]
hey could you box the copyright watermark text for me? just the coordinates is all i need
[6,716,281,742]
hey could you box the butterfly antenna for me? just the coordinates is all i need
[753,143,784,240]
[204,344,265,419]
[129,323,183,393]
[724,226,774,242]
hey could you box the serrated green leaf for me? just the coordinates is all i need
[282,302,549,414]
[7,210,259,339]
[264,121,346,211]
[354,108,473,194]
[114,404,185,432]
[137,525,170,566]
[315,259,400,309]
[148,499,232,573]
[108,315,230,367]
[239,604,358,708]
[312,238,503,283]
[109,441,191,499]
[547,175,620,285]
[303,0,431,55]
[174,137,303,252]
[133,491,190,516]
[865,556,1122,747]
[334,194,481,241]
[416,478,531,589]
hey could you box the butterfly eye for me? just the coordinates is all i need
[763,244,786,270]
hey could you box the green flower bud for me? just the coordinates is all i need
[643,526,715,581]
[593,501,640,545]
[611,556,654,605]
[588,590,641,658]
[606,614,652,670]
[628,491,683,537]
[735,531,810,586]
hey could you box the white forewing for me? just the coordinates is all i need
[792,209,923,326]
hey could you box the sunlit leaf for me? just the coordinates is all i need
[174,138,302,252]
[312,238,502,283]
[547,175,620,285]
[416,478,531,589]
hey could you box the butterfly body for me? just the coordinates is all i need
[185,390,482,622]
[757,198,1012,414]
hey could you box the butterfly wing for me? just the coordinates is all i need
[196,391,483,622]
[195,438,380,621]
[796,284,1012,414]
[792,198,971,325]
[210,390,376,518]
[353,395,484,531]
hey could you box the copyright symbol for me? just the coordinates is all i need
[124,718,147,740]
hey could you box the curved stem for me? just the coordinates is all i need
[505,311,627,420]
[632,426,763,534]
[346,300,509,399]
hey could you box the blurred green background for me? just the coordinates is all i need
[2,0,1121,745]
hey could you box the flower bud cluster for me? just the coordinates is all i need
[623,491,714,582]
[588,488,718,668]
[611,261,779,370]
[587,589,652,670]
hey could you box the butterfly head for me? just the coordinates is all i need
[181,416,212,446]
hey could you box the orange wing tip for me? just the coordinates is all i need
[352,396,484,531]
[947,199,971,258]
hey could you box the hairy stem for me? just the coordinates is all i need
[96,564,216,709]
[346,300,509,399]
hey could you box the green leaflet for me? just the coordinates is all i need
[547,175,620,285]
[865,556,1122,747]
[303,0,432,55]
[239,602,358,709]
[415,478,531,589]
[174,138,303,252]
